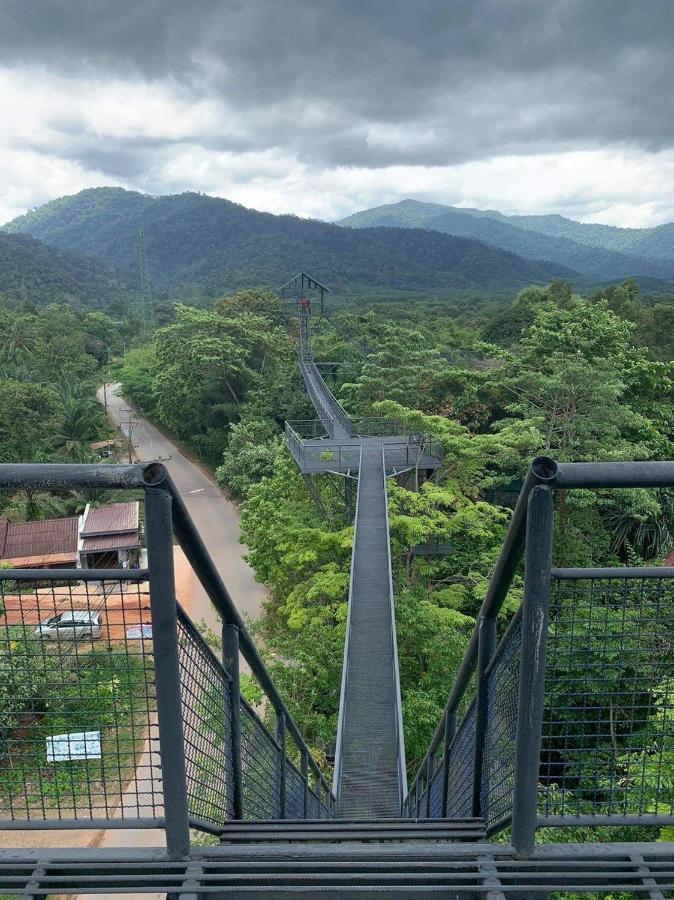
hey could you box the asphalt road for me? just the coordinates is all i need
[99,382,267,629]
[90,383,267,864]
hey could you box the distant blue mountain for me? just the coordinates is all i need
[337,199,674,280]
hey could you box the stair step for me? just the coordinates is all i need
[220,819,486,843]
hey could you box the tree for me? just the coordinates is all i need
[0,380,61,463]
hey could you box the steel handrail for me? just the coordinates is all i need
[332,443,364,797]
[381,442,407,808]
[164,471,336,808]
[404,455,674,812]
[404,456,557,804]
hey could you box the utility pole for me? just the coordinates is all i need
[120,410,137,463]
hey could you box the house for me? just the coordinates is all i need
[0,501,141,570]
[79,501,141,569]
[0,516,79,568]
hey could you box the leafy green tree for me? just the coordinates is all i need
[0,380,61,463]
[216,419,282,499]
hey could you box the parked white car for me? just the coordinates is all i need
[34,610,101,641]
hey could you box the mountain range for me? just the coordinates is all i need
[2,189,673,305]
[2,188,578,299]
[338,199,674,281]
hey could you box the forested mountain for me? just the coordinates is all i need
[0,232,134,310]
[511,212,674,261]
[338,199,674,279]
[3,188,575,297]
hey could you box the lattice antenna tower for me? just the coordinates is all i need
[138,227,155,335]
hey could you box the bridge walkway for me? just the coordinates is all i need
[296,316,404,817]
[335,440,402,817]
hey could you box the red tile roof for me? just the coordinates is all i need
[82,501,138,536]
[4,551,78,568]
[0,516,79,562]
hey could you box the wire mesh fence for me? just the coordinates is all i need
[482,612,522,830]
[0,573,161,825]
[446,700,477,818]
[286,759,306,819]
[176,609,234,827]
[240,700,282,820]
[540,574,674,824]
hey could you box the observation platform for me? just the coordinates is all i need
[286,432,443,476]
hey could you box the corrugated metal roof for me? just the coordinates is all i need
[0,516,79,560]
[81,531,140,552]
[4,551,78,567]
[82,501,139,536]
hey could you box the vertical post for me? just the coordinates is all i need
[440,707,457,818]
[472,615,497,818]
[424,752,433,818]
[222,623,244,820]
[145,487,190,858]
[511,485,554,857]
[301,749,309,819]
[276,711,287,819]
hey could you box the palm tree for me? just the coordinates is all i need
[53,397,104,459]
[10,489,70,522]
[0,318,37,365]
[606,491,674,561]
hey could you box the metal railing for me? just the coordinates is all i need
[351,416,406,437]
[405,457,674,857]
[284,427,362,473]
[332,445,362,795]
[382,442,408,809]
[384,436,444,471]
[299,310,353,438]
[0,463,335,860]
[285,418,330,440]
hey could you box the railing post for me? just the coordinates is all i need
[276,711,287,819]
[440,707,457,818]
[424,752,433,818]
[145,486,190,858]
[472,614,496,818]
[222,623,244,820]
[511,485,554,857]
[301,749,309,819]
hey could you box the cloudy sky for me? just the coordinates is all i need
[1,0,674,226]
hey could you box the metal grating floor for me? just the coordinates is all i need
[338,442,401,818]
[4,842,674,897]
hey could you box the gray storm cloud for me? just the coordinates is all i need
[1,0,673,169]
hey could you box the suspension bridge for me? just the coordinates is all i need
[0,273,674,896]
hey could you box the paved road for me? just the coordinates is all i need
[90,383,267,864]
[99,383,266,629]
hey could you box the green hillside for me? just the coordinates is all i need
[511,212,674,262]
[338,199,674,279]
[3,188,576,298]
[0,232,134,310]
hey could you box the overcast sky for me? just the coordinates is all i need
[2,0,674,227]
